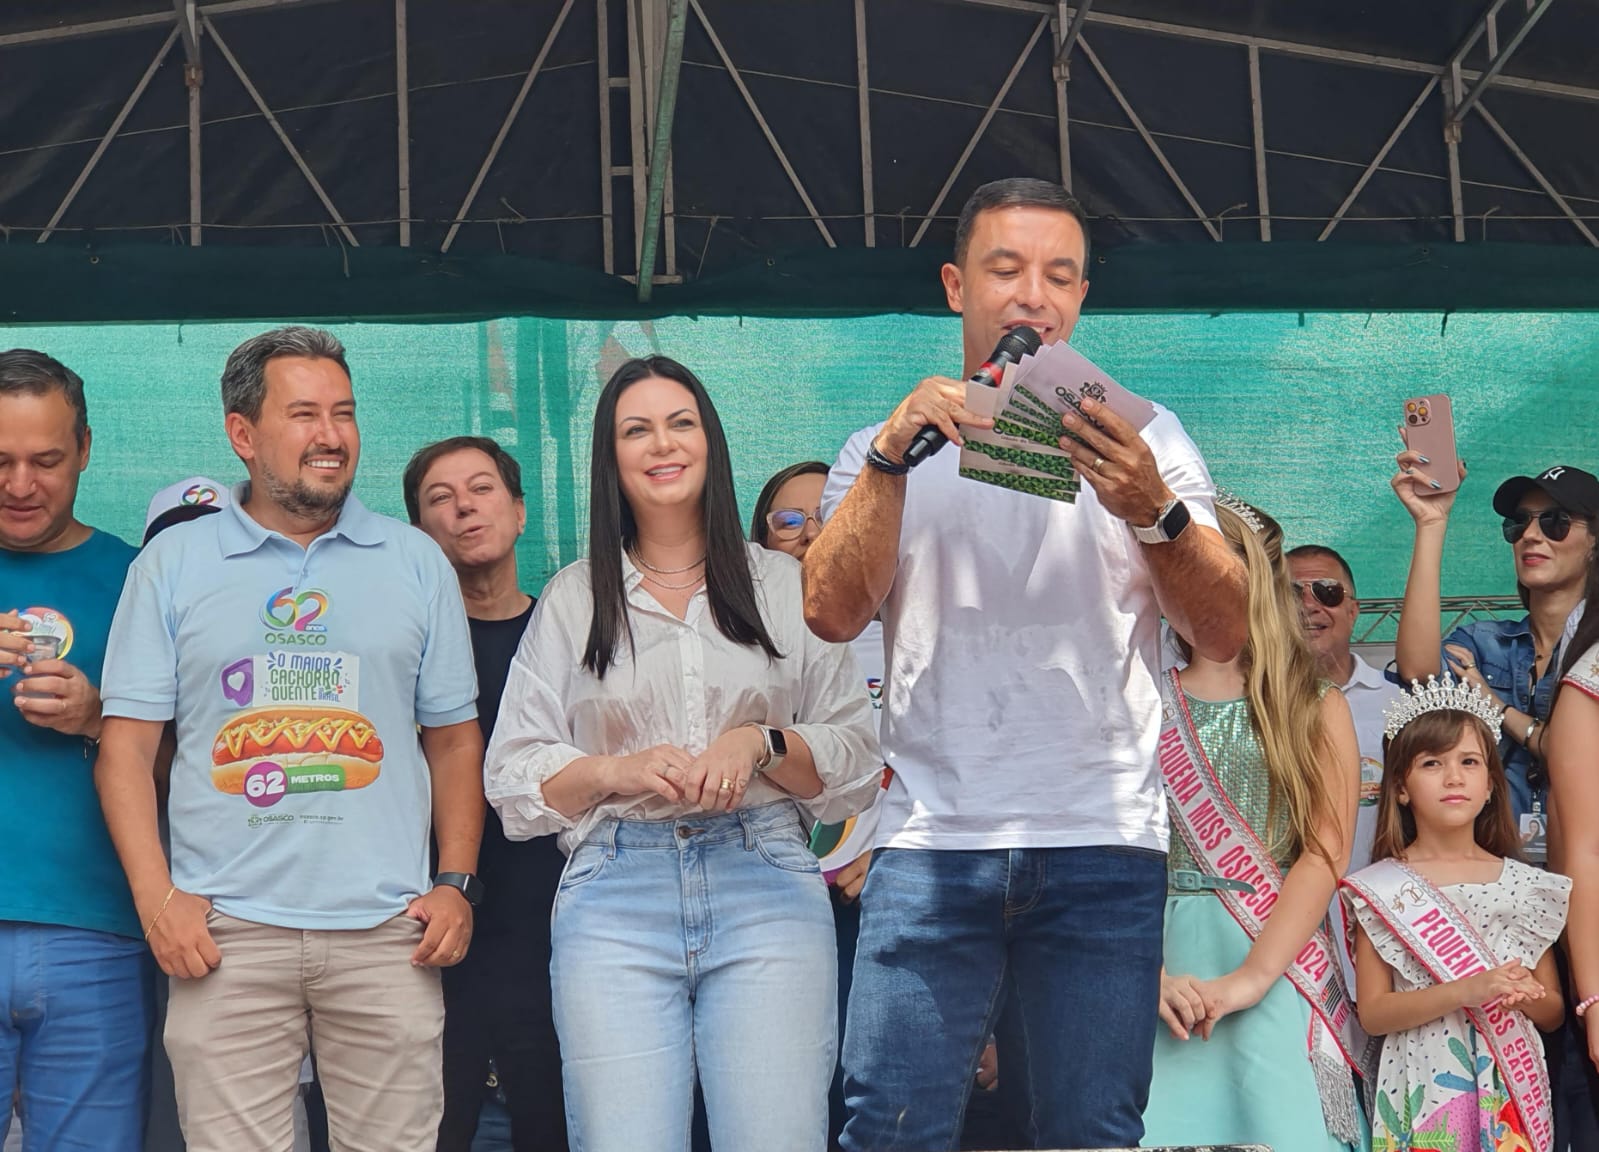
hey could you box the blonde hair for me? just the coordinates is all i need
[1217,502,1338,868]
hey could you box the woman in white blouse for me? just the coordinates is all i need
[484,356,881,1152]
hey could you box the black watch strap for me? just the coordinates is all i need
[434,871,484,907]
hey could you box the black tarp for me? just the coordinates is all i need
[2,0,1597,320]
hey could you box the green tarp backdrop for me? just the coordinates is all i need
[14,310,1597,599]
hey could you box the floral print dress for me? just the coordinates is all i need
[1345,858,1569,1152]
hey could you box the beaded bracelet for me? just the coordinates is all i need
[1574,994,1599,1019]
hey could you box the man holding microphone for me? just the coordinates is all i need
[804,178,1248,1151]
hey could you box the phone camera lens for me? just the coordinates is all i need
[1406,414,1419,425]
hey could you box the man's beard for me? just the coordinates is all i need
[259,457,352,519]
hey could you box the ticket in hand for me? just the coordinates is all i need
[958,371,1082,503]
[1008,341,1155,442]
[958,342,1153,503]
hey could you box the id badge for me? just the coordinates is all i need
[1520,809,1548,865]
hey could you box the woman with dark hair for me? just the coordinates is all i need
[484,356,881,1152]
[751,460,829,560]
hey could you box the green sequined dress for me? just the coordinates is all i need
[1141,692,1361,1152]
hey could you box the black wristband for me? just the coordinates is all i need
[865,443,911,476]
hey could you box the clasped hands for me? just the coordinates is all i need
[1158,966,1274,1041]
[604,726,767,813]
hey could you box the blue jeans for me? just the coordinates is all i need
[840,846,1166,1151]
[551,802,836,1152]
[0,921,154,1152]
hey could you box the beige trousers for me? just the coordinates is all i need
[165,910,444,1152]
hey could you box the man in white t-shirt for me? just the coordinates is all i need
[1288,544,1400,996]
[803,178,1248,1152]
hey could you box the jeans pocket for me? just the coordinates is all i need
[753,825,822,874]
[558,841,609,891]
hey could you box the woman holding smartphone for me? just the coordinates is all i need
[485,356,881,1152]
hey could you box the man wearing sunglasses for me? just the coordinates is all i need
[1393,460,1599,855]
[1287,546,1400,1000]
[1286,547,1399,873]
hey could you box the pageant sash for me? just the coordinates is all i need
[1342,859,1553,1152]
[1158,671,1371,1145]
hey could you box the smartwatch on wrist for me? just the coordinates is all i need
[749,725,788,774]
[1131,497,1192,545]
[433,872,484,907]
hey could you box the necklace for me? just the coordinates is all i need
[641,569,706,592]
[631,549,706,575]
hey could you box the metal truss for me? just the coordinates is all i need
[3,0,1594,269]
[1354,595,1525,646]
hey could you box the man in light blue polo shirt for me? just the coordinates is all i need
[95,327,486,1152]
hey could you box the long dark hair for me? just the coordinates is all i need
[1371,710,1523,863]
[582,355,781,678]
[750,460,829,545]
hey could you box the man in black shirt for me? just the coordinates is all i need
[405,436,567,1152]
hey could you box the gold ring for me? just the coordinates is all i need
[451,950,462,960]
[1092,456,1106,472]
[719,779,734,791]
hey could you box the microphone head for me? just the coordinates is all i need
[994,325,1043,362]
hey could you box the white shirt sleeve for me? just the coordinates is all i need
[482,579,587,841]
[782,576,885,824]
[821,424,881,522]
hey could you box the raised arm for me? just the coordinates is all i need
[1145,529,1249,664]
[1392,447,1466,682]
[1053,397,1246,662]
[804,377,995,643]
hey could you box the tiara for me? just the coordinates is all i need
[1215,488,1265,534]
[1383,674,1505,742]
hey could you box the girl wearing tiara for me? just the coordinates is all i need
[1142,497,1366,1151]
[1342,678,1569,1152]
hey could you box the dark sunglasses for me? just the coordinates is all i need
[1292,579,1346,609]
[1501,508,1578,544]
[765,507,822,540]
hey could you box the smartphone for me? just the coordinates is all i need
[1402,393,1461,494]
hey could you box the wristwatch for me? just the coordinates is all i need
[433,872,485,907]
[750,725,789,774]
[1131,497,1192,545]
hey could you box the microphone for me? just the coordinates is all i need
[901,325,1043,468]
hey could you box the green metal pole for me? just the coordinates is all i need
[636,0,688,303]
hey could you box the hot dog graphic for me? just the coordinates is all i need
[211,706,383,796]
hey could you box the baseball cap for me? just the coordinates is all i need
[1492,465,1599,520]
[143,476,231,545]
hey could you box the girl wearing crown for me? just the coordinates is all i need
[1142,497,1366,1151]
[1342,677,1569,1152]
